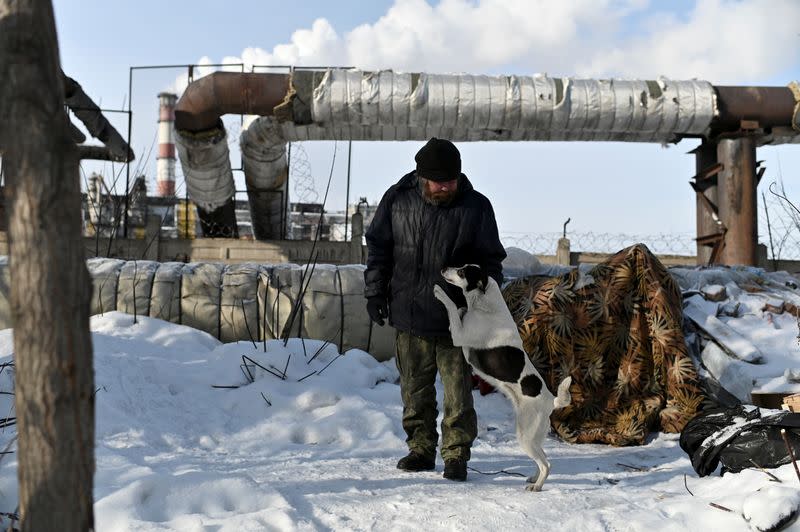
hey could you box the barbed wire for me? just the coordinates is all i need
[290,142,317,205]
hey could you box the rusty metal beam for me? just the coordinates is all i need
[174,72,290,132]
[63,73,134,162]
[716,137,758,266]
[691,161,723,183]
[695,230,727,265]
[77,145,131,162]
[756,165,766,185]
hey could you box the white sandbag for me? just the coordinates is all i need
[339,265,375,354]
[87,257,125,316]
[259,265,304,341]
[220,263,260,343]
[300,265,348,352]
[181,262,224,339]
[149,262,184,323]
[117,261,159,317]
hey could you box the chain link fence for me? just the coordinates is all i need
[502,230,800,259]
[501,232,697,256]
[760,182,800,261]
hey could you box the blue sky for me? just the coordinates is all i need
[53,0,800,249]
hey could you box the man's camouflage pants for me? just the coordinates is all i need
[395,330,477,461]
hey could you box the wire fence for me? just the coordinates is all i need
[501,232,697,256]
[501,230,800,260]
[760,184,800,262]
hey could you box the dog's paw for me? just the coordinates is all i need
[432,284,448,302]
[525,483,543,492]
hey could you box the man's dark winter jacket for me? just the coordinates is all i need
[364,171,507,337]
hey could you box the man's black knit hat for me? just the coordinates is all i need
[415,138,461,182]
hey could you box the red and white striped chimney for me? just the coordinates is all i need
[156,92,178,197]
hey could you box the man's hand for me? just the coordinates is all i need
[366,295,389,326]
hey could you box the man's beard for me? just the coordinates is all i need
[420,179,458,206]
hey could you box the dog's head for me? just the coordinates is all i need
[440,264,488,293]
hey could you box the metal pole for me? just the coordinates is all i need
[185,185,189,238]
[123,66,133,239]
[285,142,291,239]
[693,140,719,264]
[344,140,352,241]
[717,136,758,266]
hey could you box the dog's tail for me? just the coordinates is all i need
[553,376,572,410]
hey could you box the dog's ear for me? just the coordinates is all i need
[464,265,488,293]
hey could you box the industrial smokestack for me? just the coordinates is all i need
[156,92,178,197]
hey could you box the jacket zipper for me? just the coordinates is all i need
[411,205,434,336]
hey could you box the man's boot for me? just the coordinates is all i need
[443,458,467,481]
[397,452,435,472]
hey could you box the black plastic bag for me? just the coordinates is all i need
[679,405,800,477]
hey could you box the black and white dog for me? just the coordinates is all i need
[433,264,571,491]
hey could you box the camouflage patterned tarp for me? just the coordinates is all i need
[502,244,704,446]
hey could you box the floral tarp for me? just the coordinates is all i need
[502,244,704,445]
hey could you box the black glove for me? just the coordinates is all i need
[366,295,389,326]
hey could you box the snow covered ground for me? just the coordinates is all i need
[0,302,797,531]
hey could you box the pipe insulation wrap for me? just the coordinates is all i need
[175,126,236,212]
[240,117,289,239]
[175,69,738,241]
[769,81,800,145]
[290,70,717,143]
[790,81,800,132]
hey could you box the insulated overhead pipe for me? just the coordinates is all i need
[173,69,800,241]
[714,86,797,131]
[175,72,290,132]
[175,71,799,140]
[174,72,290,238]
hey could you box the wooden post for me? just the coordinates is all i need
[0,1,95,529]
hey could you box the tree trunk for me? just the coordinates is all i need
[0,1,95,530]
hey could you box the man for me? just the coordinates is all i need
[364,137,507,482]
